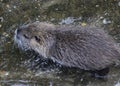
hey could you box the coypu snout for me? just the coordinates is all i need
[14,25,33,51]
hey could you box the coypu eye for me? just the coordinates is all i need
[34,36,41,42]
[23,34,29,39]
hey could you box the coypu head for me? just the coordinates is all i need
[14,22,55,58]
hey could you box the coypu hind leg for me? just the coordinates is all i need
[90,67,110,79]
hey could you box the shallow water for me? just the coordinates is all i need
[0,0,120,86]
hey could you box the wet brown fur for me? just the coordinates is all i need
[14,22,120,72]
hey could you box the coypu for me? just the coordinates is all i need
[14,21,120,78]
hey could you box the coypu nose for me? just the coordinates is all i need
[16,27,22,34]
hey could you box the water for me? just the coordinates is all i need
[0,0,120,86]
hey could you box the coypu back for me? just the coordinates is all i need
[14,22,120,71]
[49,26,120,70]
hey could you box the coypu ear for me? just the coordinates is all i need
[34,36,41,42]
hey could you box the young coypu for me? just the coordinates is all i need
[14,21,120,78]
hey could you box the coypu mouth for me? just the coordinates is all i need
[14,28,32,51]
